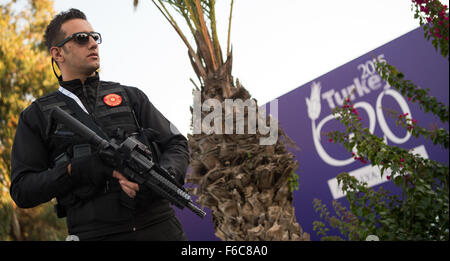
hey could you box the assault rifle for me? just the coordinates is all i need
[50,106,206,218]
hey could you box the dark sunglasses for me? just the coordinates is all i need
[55,32,102,47]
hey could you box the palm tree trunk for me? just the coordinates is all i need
[142,0,310,241]
[187,60,309,241]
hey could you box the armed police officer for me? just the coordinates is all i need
[10,8,190,241]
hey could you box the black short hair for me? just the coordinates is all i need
[44,8,87,51]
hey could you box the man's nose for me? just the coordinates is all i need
[88,35,98,49]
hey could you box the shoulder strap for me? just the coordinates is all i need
[55,92,110,140]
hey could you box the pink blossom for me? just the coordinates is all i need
[354,156,367,164]
[399,112,409,119]
[355,156,367,164]
[329,138,333,143]
[401,158,405,162]
[411,119,418,124]
[387,175,391,180]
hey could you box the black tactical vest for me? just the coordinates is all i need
[35,82,159,223]
[36,81,143,160]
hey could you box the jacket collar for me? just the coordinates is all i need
[59,72,100,94]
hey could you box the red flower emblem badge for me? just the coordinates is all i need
[103,93,122,107]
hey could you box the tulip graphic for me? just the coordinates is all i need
[306,81,354,166]
[305,81,322,121]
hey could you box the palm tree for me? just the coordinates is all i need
[134,0,309,241]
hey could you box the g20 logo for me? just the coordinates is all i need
[305,56,413,166]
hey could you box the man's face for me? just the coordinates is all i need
[58,18,100,77]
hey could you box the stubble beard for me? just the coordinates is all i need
[83,59,100,76]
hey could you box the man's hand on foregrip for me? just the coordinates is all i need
[113,170,139,198]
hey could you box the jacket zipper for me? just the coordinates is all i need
[82,82,88,103]
[84,81,111,193]
[82,81,108,137]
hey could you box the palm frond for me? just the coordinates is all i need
[151,0,233,76]
[226,0,234,58]
[152,0,207,80]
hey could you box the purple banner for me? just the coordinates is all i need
[175,26,449,241]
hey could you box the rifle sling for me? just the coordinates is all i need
[56,92,110,141]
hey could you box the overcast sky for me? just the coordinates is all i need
[51,0,449,136]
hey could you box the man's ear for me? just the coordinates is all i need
[50,46,64,64]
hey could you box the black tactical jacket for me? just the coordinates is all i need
[10,73,190,239]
